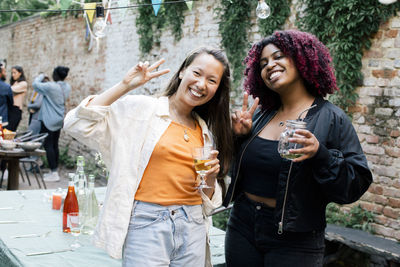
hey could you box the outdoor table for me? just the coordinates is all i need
[0,187,226,266]
[0,148,46,190]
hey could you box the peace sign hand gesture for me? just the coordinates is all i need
[232,92,259,136]
[122,58,170,91]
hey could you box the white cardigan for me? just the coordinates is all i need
[63,95,222,262]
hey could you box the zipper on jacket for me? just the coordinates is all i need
[278,160,294,235]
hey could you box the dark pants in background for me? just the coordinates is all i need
[7,105,22,131]
[40,122,60,171]
[225,193,325,267]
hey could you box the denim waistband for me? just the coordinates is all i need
[133,200,203,222]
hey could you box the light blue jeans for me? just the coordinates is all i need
[122,201,206,267]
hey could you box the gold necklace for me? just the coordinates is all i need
[183,129,190,142]
[170,106,193,142]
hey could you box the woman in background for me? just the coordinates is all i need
[9,66,27,131]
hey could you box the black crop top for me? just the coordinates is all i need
[241,136,282,198]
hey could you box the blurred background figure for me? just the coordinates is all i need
[9,66,27,131]
[28,76,45,135]
[0,62,14,179]
[32,66,71,182]
[0,63,14,128]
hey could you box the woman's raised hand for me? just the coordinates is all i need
[122,59,170,91]
[232,93,259,136]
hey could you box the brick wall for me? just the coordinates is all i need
[0,1,399,240]
[352,16,400,241]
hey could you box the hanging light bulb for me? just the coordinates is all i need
[93,6,106,38]
[256,0,271,19]
[378,0,397,4]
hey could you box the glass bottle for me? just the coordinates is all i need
[278,120,307,160]
[0,116,4,140]
[74,156,85,189]
[82,174,99,235]
[77,170,87,225]
[63,174,79,233]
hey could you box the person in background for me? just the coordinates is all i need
[32,66,71,182]
[9,66,28,131]
[223,30,373,267]
[0,63,14,179]
[28,76,45,135]
[64,47,233,266]
[0,63,14,128]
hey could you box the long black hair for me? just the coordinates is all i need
[10,66,26,85]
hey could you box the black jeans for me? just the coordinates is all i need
[7,105,21,131]
[225,193,325,267]
[40,122,60,171]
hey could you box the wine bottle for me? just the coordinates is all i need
[82,174,99,235]
[63,174,79,233]
[74,156,85,189]
[77,170,87,225]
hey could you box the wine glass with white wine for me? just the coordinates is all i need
[192,146,214,190]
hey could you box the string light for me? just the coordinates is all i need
[0,0,197,13]
[256,0,271,19]
[93,6,106,38]
[378,0,397,4]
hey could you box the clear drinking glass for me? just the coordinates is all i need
[192,146,213,189]
[68,212,82,248]
[278,120,307,160]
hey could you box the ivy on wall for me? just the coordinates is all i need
[218,0,291,87]
[134,0,400,112]
[296,0,400,112]
[217,0,253,86]
[136,0,187,54]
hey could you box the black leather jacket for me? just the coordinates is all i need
[223,97,373,233]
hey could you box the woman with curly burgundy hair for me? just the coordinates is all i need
[223,30,372,266]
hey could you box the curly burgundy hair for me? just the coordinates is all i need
[243,30,338,111]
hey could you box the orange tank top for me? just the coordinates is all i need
[135,121,204,206]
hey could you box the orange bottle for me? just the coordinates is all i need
[63,173,79,233]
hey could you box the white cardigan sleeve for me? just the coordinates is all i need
[200,179,223,216]
[63,95,124,168]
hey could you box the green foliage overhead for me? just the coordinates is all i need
[217,0,253,87]
[0,0,99,25]
[136,0,187,55]
[0,0,52,25]
[297,0,400,112]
